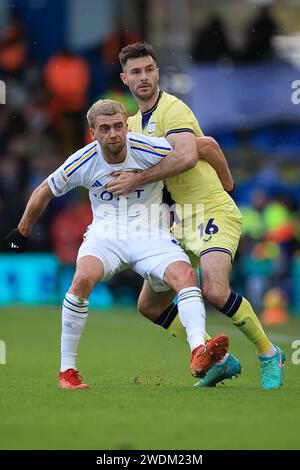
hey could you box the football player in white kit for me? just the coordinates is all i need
[6,99,228,389]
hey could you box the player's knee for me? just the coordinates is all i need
[180,266,198,287]
[71,273,96,298]
[201,281,229,309]
[165,263,197,291]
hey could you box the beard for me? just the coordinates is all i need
[134,83,158,102]
[105,141,125,156]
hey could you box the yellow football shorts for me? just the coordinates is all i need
[172,202,243,267]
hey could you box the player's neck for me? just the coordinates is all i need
[102,146,127,165]
[137,88,161,113]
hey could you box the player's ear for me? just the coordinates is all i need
[157,67,160,80]
[120,72,128,86]
[89,128,95,140]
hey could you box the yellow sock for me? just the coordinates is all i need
[204,332,212,343]
[231,297,272,354]
[167,314,212,344]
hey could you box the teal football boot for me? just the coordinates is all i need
[259,345,285,390]
[194,353,241,387]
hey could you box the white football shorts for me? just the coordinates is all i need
[77,228,190,292]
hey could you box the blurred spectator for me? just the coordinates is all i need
[241,189,267,240]
[44,49,91,154]
[238,187,299,311]
[241,240,280,311]
[0,10,27,78]
[44,49,90,113]
[191,14,233,63]
[241,5,278,62]
[264,198,295,244]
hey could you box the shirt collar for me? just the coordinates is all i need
[141,90,163,116]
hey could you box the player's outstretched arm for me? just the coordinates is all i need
[107,132,198,196]
[196,136,234,194]
[6,179,54,253]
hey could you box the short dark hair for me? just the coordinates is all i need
[119,42,157,69]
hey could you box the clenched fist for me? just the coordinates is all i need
[6,229,28,253]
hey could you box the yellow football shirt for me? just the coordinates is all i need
[128,91,232,213]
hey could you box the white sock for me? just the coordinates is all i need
[258,344,277,359]
[177,287,206,351]
[60,293,89,372]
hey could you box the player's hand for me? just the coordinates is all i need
[6,228,29,253]
[106,172,141,196]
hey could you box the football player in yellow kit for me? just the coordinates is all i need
[107,42,285,390]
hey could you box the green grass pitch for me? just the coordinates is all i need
[0,306,299,450]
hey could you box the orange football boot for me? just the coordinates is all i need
[59,368,91,389]
[190,333,229,378]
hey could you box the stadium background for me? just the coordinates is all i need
[1,0,300,315]
[1,0,300,451]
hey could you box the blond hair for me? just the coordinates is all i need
[87,99,127,129]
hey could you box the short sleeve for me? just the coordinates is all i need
[47,143,97,196]
[160,99,203,137]
[48,157,79,197]
[128,133,172,169]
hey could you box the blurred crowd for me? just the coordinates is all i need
[0,10,138,249]
[234,187,300,312]
[191,5,279,63]
[0,7,300,311]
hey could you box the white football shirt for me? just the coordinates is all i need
[48,132,172,238]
